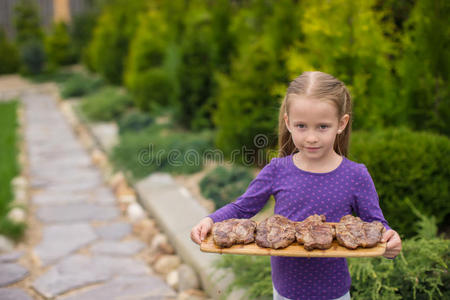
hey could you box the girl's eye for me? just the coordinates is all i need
[296,124,305,128]
[319,125,329,130]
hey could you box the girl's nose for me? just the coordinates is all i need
[305,133,319,143]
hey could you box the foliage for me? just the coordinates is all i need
[45,22,77,69]
[214,255,273,300]
[124,1,184,112]
[19,39,46,75]
[13,0,46,75]
[86,0,147,84]
[13,0,43,46]
[285,0,399,131]
[350,128,450,238]
[200,166,254,209]
[213,0,301,164]
[0,30,20,74]
[175,0,215,130]
[0,101,25,240]
[118,110,154,134]
[111,125,214,179]
[60,73,104,98]
[348,210,449,299]
[396,0,450,136]
[80,87,133,121]
[70,7,101,63]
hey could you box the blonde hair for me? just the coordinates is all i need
[278,71,353,157]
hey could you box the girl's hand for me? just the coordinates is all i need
[190,217,214,245]
[381,229,402,259]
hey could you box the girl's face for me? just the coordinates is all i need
[284,95,349,161]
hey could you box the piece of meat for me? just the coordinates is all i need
[212,219,257,248]
[335,215,386,249]
[295,214,335,250]
[256,214,296,249]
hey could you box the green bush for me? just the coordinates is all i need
[175,2,215,130]
[80,87,132,121]
[118,110,154,134]
[349,128,450,238]
[215,255,272,300]
[45,22,77,69]
[212,0,300,164]
[13,0,43,46]
[129,68,173,111]
[0,30,20,74]
[199,166,254,209]
[124,3,181,112]
[70,9,101,63]
[60,73,104,98]
[19,39,46,75]
[86,0,146,84]
[111,126,213,179]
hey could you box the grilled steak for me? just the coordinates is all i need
[295,214,335,250]
[256,214,296,249]
[212,219,257,248]
[335,215,385,249]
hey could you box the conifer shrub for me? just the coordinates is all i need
[200,166,254,209]
[112,126,213,179]
[350,128,450,238]
[118,110,154,134]
[60,73,104,98]
[80,87,132,121]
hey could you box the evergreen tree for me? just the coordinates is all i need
[86,0,147,84]
[285,0,400,130]
[13,0,43,46]
[0,30,20,74]
[124,1,185,111]
[396,0,450,135]
[213,0,302,164]
[45,22,76,69]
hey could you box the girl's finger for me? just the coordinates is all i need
[200,225,208,242]
[191,227,201,244]
[382,230,394,242]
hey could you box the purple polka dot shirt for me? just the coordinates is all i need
[208,154,391,300]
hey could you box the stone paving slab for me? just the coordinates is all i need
[0,251,24,263]
[94,222,132,240]
[0,263,29,286]
[33,192,91,205]
[60,275,176,300]
[90,240,145,256]
[37,203,119,223]
[90,187,116,205]
[32,254,151,298]
[0,287,33,300]
[34,223,97,266]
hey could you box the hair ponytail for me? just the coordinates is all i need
[278,97,297,157]
[333,86,352,157]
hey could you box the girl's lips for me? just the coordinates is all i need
[305,147,321,151]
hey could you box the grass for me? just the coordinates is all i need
[0,100,25,240]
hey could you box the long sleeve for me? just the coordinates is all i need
[208,159,276,223]
[353,164,391,231]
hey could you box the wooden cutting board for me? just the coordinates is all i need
[200,222,386,258]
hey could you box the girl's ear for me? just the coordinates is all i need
[284,113,291,133]
[339,114,350,132]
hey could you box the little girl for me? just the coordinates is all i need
[191,71,402,300]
